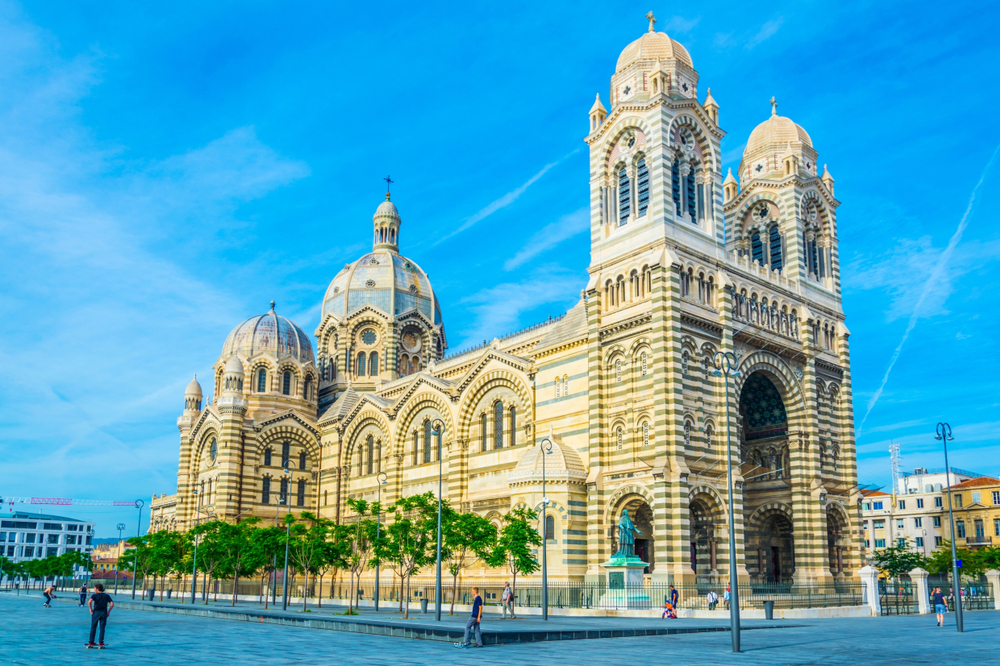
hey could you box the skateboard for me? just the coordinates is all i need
[84,644,107,649]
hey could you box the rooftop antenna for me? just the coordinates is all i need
[889,440,902,498]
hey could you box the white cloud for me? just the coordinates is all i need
[661,16,700,34]
[746,18,784,49]
[503,207,589,271]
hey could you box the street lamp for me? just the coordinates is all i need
[936,422,963,633]
[712,350,742,653]
[280,460,297,611]
[190,488,203,604]
[114,523,126,594]
[265,493,287,607]
[430,418,446,622]
[131,499,144,600]
[374,471,388,612]
[539,436,555,621]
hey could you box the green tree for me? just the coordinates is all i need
[189,520,227,603]
[978,545,1000,571]
[285,511,334,611]
[870,539,926,578]
[148,530,188,601]
[343,498,377,613]
[375,493,441,619]
[489,507,542,603]
[926,541,982,579]
[120,535,155,597]
[445,509,497,615]
[249,525,284,608]
[217,516,263,607]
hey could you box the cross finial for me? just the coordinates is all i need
[646,11,656,32]
[384,175,394,200]
[770,96,778,116]
[269,300,275,312]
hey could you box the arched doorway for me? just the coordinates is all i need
[613,497,655,574]
[827,507,847,577]
[746,510,794,582]
[689,494,724,583]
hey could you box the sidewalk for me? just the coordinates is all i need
[13,590,797,644]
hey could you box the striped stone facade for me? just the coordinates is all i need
[152,16,860,586]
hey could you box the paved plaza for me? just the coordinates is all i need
[2,592,997,665]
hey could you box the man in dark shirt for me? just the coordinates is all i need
[670,585,679,614]
[86,583,114,648]
[78,585,88,607]
[456,586,484,648]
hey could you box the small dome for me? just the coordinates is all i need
[374,198,400,220]
[508,440,588,486]
[616,30,693,73]
[185,375,203,397]
[744,114,813,157]
[221,302,314,364]
[224,355,244,374]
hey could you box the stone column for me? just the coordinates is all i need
[910,567,930,614]
[857,565,880,616]
[986,570,1000,610]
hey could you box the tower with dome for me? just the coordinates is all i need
[151,14,860,588]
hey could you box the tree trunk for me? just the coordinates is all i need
[348,570,355,613]
[398,570,405,612]
[232,573,239,607]
[317,573,324,609]
[450,572,458,615]
[512,566,517,615]
[302,568,309,611]
[404,570,411,619]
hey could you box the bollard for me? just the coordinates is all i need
[421,598,428,614]
[763,600,775,620]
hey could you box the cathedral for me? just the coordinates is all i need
[151,14,860,586]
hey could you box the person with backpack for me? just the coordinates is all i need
[86,583,115,649]
[501,582,515,619]
[79,584,88,607]
[724,584,731,610]
[706,589,719,610]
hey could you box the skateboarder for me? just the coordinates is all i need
[85,583,114,649]
[42,583,57,607]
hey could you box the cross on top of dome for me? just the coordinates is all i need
[646,11,656,32]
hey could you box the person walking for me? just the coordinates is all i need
[456,586,484,649]
[86,583,114,648]
[932,587,947,627]
[723,584,731,610]
[79,584,88,607]
[42,583,57,607]
[501,582,515,619]
[706,589,718,611]
[669,585,679,615]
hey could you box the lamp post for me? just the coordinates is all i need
[114,523,126,594]
[936,422,963,633]
[374,471,388,612]
[266,494,286,607]
[539,436,554,621]
[430,418,446,622]
[131,499,144,600]
[281,460,296,611]
[189,488,203,604]
[712,350,741,653]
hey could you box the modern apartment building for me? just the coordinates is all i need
[0,511,95,565]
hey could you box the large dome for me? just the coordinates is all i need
[321,250,441,324]
[616,30,693,73]
[221,302,314,364]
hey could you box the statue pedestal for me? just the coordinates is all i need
[600,554,650,609]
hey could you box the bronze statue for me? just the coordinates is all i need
[616,508,641,557]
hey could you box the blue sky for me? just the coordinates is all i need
[1,0,998,536]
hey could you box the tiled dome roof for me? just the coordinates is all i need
[744,114,813,157]
[616,30,693,73]
[322,250,440,324]
[221,302,314,364]
[508,440,588,486]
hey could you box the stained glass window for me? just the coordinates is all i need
[494,401,504,449]
[636,159,649,217]
[296,479,305,507]
[282,371,291,395]
[357,352,366,376]
[509,406,517,447]
[545,515,555,541]
[299,451,306,470]
[281,442,290,468]
[739,373,788,441]
[279,478,288,504]
[262,477,270,504]
[369,352,379,376]
[257,369,267,393]
[264,448,272,466]
[210,438,217,462]
[361,329,377,345]
[618,167,630,225]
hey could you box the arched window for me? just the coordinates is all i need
[481,413,488,452]
[257,369,267,393]
[686,165,696,218]
[264,448,272,467]
[671,159,682,215]
[642,422,650,447]
[366,435,374,475]
[282,371,292,396]
[281,442,290,468]
[209,438,217,462]
[618,166,630,225]
[751,231,764,265]
[296,479,306,507]
[681,268,691,297]
[563,375,569,396]
[641,352,648,376]
[494,401,504,450]
[299,451,307,471]
[423,420,432,464]
[412,430,419,466]
[683,422,692,448]
[303,376,311,401]
[369,352,379,376]
[616,427,624,450]
[356,352,366,376]
[615,359,622,383]
[261,477,271,504]
[509,406,517,447]
[279,478,289,505]
[545,514,555,541]
[636,158,649,217]
[682,351,689,376]
[769,225,783,271]
[555,379,561,398]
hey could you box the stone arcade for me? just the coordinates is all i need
[151,14,860,586]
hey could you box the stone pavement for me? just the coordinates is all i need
[1,591,997,665]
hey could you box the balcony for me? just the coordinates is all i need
[965,535,993,546]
